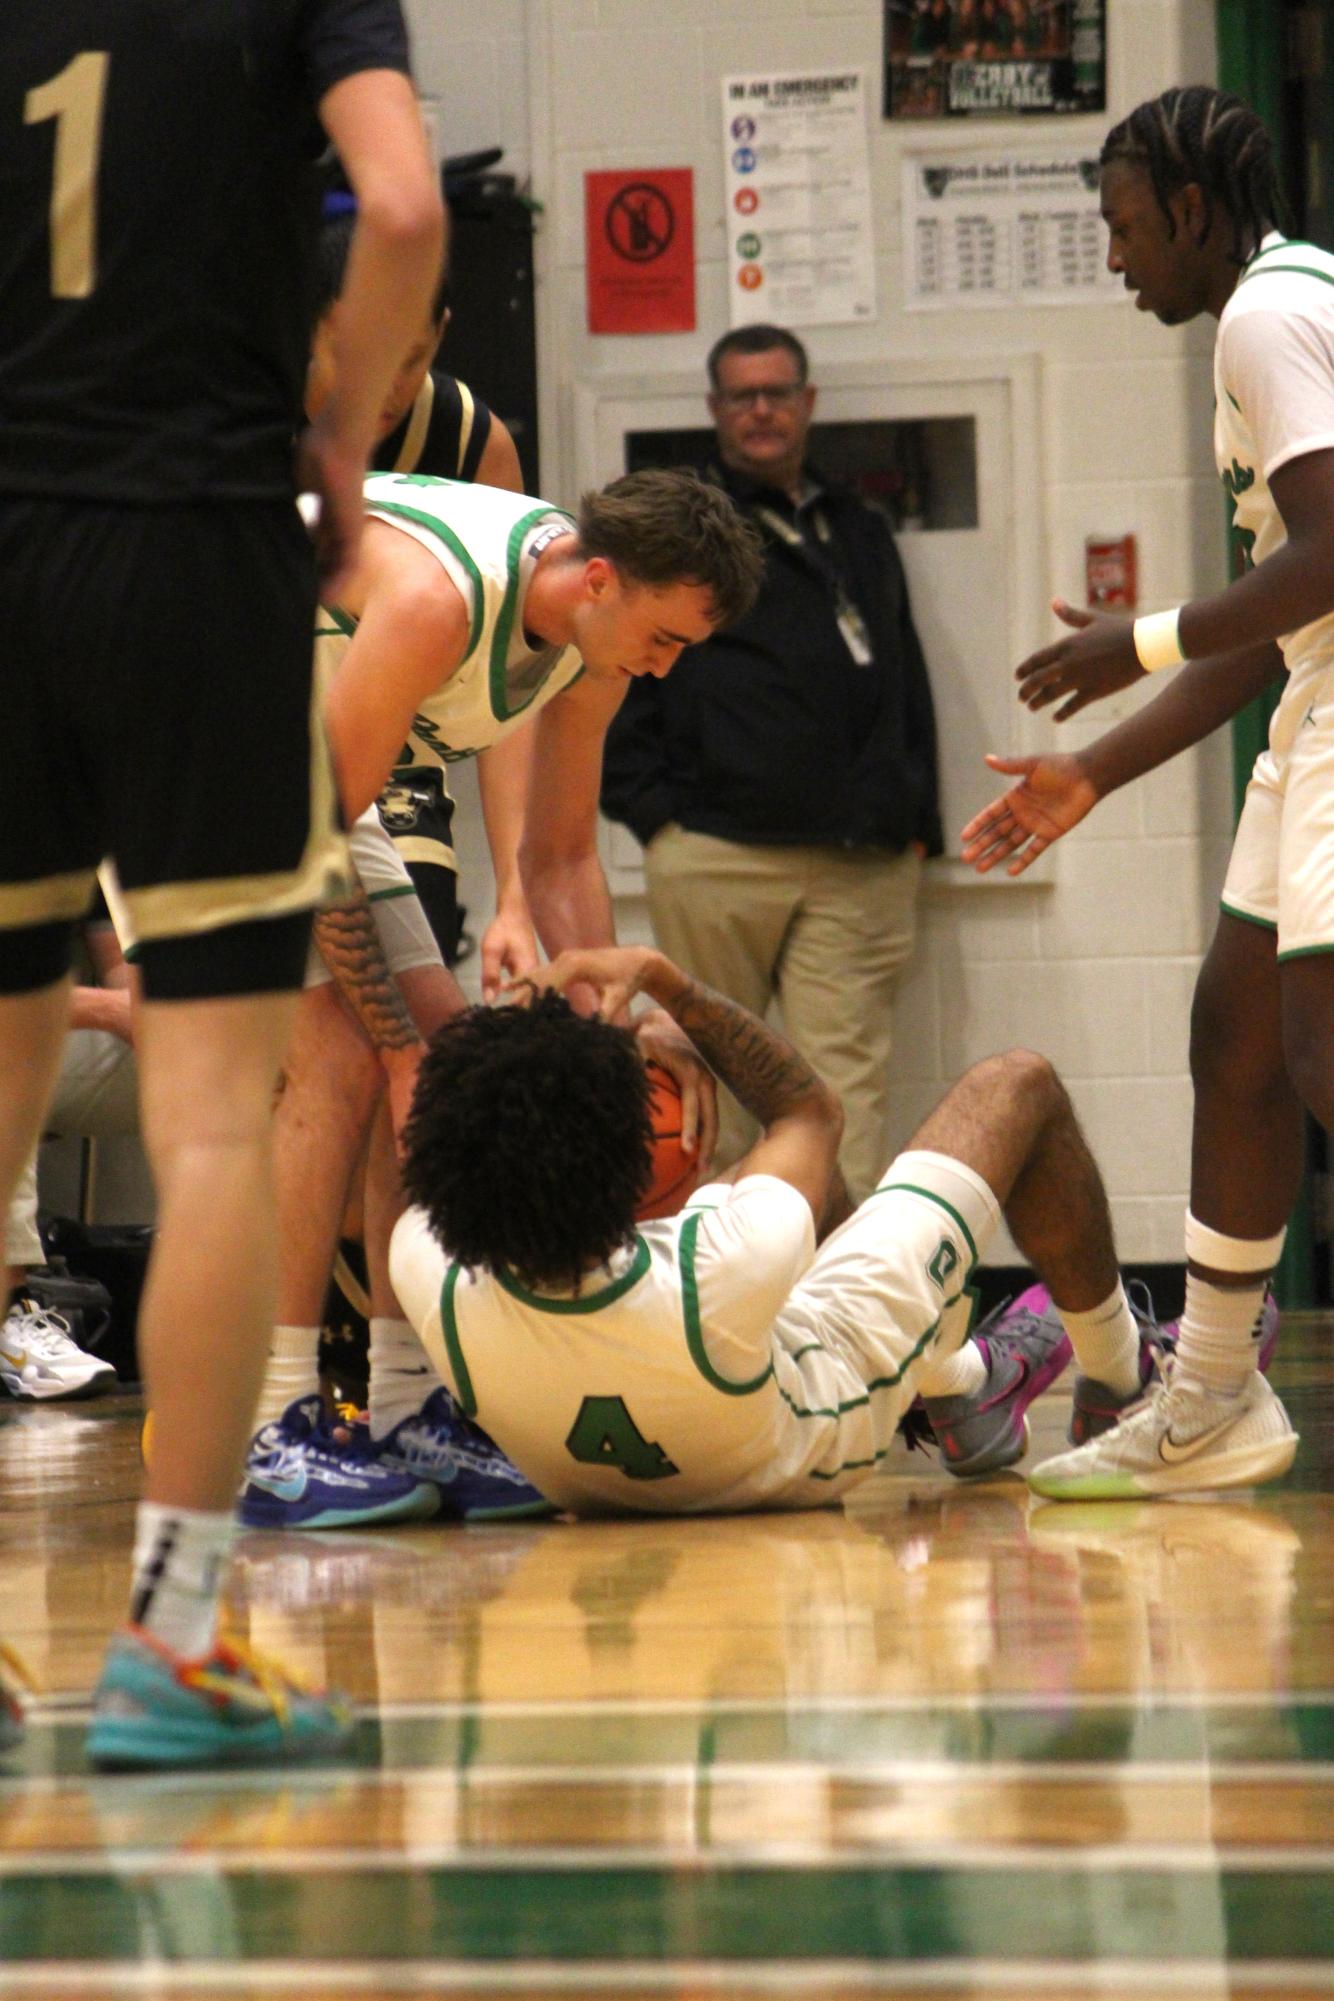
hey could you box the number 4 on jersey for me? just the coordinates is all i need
[566,1396,679,1481]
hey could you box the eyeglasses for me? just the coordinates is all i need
[713,383,806,410]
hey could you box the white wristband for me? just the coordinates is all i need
[1132,606,1185,673]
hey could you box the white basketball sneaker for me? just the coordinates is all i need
[1027,1362,1298,1501]
[0,1297,117,1401]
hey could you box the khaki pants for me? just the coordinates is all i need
[644,825,922,1202]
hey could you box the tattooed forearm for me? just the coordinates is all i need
[313,884,418,1054]
[661,973,827,1130]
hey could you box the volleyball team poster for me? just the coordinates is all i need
[883,0,1107,120]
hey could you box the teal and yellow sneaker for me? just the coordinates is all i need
[0,1643,30,1755]
[86,1625,355,1770]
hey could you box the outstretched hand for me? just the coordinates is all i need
[1015,598,1145,721]
[960,752,1099,876]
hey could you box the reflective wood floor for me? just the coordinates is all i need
[0,1319,1330,1999]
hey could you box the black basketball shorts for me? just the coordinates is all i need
[0,496,347,996]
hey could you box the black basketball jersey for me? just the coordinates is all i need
[374,371,495,482]
[0,0,412,503]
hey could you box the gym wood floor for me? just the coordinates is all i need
[0,1321,1329,1999]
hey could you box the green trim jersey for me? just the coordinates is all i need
[1215,232,1334,693]
[317,473,584,772]
[389,1152,995,1516]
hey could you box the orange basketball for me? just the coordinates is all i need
[636,1062,699,1220]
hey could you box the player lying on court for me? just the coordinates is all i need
[384,946,1275,1511]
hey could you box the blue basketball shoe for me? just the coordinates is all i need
[86,1625,355,1770]
[365,1388,555,1522]
[237,1394,438,1530]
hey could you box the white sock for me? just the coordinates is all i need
[1176,1274,1268,1399]
[1177,1213,1282,1398]
[1059,1283,1142,1396]
[368,1317,434,1440]
[918,1341,988,1400]
[254,1325,321,1431]
[130,1502,234,1659]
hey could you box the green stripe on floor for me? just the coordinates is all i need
[0,1862,1330,1965]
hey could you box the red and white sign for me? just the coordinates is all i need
[585,169,696,335]
[1085,533,1137,610]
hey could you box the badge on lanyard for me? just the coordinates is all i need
[757,499,875,667]
[836,596,873,666]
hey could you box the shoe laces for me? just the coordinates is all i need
[974,1292,1048,1353]
[7,1303,84,1361]
[179,1633,319,1726]
[0,1642,37,1696]
[12,1304,90,1368]
[1126,1276,1174,1353]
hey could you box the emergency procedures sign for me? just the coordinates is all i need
[722,70,877,330]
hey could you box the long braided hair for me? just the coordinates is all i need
[1101,87,1285,265]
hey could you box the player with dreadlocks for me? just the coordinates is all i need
[961,84,1328,1498]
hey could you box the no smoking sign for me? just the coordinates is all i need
[586,168,696,334]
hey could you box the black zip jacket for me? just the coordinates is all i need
[600,462,943,856]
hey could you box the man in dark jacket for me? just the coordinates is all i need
[601,324,941,1199]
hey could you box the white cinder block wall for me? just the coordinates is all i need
[407,0,1232,1266]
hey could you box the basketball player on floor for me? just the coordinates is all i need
[963,86,1326,1498]
[0,0,442,1765]
[386,944,1188,1515]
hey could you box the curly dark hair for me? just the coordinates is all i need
[400,992,655,1292]
[1101,87,1284,266]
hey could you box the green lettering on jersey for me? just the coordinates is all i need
[1222,458,1255,501]
[1231,523,1257,572]
[927,1236,960,1291]
[566,1396,680,1481]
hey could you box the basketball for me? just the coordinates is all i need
[636,1062,699,1220]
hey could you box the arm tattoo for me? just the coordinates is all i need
[313,883,418,1054]
[665,975,824,1129]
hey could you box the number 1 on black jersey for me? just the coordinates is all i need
[25,51,109,300]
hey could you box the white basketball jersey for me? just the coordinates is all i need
[1215,233,1334,700]
[315,475,585,770]
[389,1178,822,1515]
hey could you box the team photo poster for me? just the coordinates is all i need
[884,0,1106,120]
